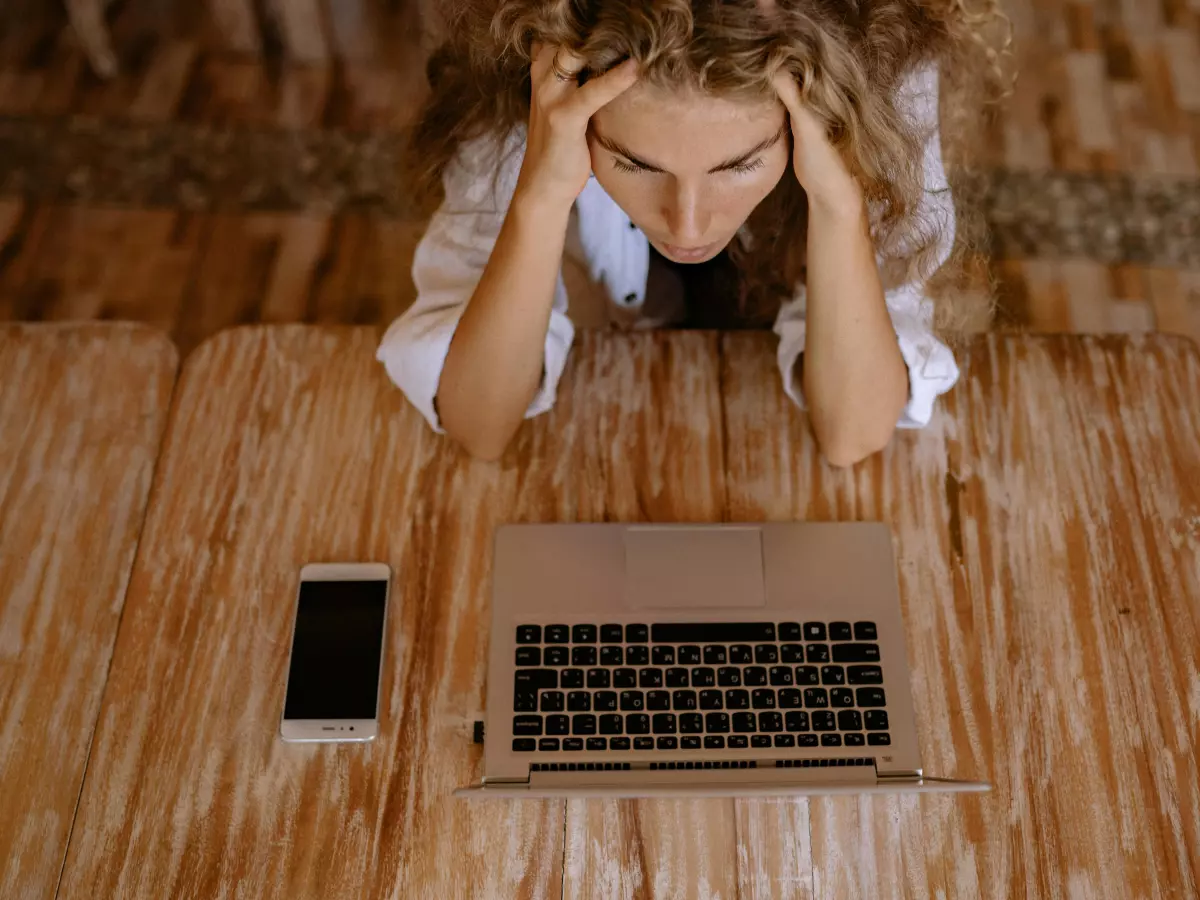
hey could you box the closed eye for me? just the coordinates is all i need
[612,155,767,175]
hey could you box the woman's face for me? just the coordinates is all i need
[588,81,790,264]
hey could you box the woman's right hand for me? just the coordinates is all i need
[516,45,639,209]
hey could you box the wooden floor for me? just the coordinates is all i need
[0,0,1198,353]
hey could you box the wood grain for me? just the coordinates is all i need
[0,323,177,899]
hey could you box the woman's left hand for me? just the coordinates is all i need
[772,72,863,211]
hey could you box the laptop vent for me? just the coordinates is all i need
[648,759,757,771]
[531,762,633,772]
[775,757,874,768]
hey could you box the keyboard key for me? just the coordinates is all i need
[600,646,623,666]
[673,690,698,711]
[725,689,750,710]
[545,625,570,644]
[652,622,775,643]
[785,711,810,732]
[811,711,836,731]
[803,622,827,641]
[795,666,820,685]
[868,733,891,746]
[729,645,753,664]
[832,643,880,663]
[703,645,727,664]
[563,738,583,751]
[865,710,889,731]
[856,688,887,707]
[516,625,541,644]
[657,737,678,750]
[573,624,597,643]
[754,644,779,664]
[513,738,536,752]
[611,737,631,750]
[829,622,853,641]
[652,714,677,734]
[545,647,569,666]
[681,736,702,750]
[514,693,538,712]
[572,714,597,735]
[647,691,671,711]
[593,691,617,712]
[626,714,650,734]
[844,733,865,747]
[699,690,724,710]
[678,645,702,665]
[751,689,776,709]
[778,689,803,709]
[639,668,663,688]
[751,735,772,748]
[665,668,689,687]
[546,715,570,735]
[821,734,843,747]
[770,666,793,686]
[690,667,715,687]
[600,714,623,735]
[837,710,863,731]
[634,736,655,749]
[774,734,795,748]
[848,666,883,685]
[806,644,830,663]
[779,622,802,641]
[733,713,757,733]
[803,688,829,708]
[600,624,624,643]
[728,735,749,749]
[759,712,783,732]
[821,666,845,686]
[587,668,611,689]
[512,715,543,736]
[626,646,650,666]
[619,691,645,711]
[515,647,540,666]
[744,667,768,686]
[626,624,649,643]
[652,646,675,666]
[797,734,818,747]
[679,713,703,733]
[717,667,742,687]
[561,669,584,688]
[854,621,878,641]
[572,646,597,667]
[705,712,731,733]
[539,737,560,751]
[540,691,565,712]
[514,669,557,692]
[781,644,805,663]
[704,735,726,749]
[587,737,607,751]
[613,668,637,688]
[831,688,855,708]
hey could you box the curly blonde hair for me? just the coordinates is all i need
[408,0,1012,336]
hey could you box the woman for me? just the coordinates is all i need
[380,0,1008,463]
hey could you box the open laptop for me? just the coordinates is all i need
[457,523,989,797]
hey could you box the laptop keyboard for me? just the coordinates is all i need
[509,621,891,754]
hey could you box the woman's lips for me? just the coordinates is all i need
[658,240,722,263]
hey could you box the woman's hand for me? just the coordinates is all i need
[516,45,639,209]
[772,72,863,213]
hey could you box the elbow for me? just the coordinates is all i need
[444,423,515,462]
[819,428,894,468]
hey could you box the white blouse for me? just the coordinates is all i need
[378,64,959,432]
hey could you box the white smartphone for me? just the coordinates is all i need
[280,562,391,743]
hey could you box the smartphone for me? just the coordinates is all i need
[280,562,391,742]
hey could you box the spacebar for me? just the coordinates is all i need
[651,622,776,643]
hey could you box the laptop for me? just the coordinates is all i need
[457,523,989,797]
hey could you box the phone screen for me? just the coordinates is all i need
[283,579,388,720]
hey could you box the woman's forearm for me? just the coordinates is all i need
[802,193,909,467]
[437,191,572,460]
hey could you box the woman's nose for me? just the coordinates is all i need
[663,183,711,246]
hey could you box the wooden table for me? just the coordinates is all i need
[0,323,177,899]
[56,327,1200,899]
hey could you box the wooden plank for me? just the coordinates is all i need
[1146,266,1200,343]
[309,216,422,325]
[268,0,330,62]
[207,0,261,54]
[0,323,177,899]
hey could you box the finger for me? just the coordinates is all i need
[771,70,804,119]
[530,43,558,81]
[771,71,828,141]
[568,59,639,116]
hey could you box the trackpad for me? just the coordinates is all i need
[623,527,766,609]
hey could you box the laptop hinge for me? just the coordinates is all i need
[877,768,922,781]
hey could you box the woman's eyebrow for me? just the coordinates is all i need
[591,122,788,174]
